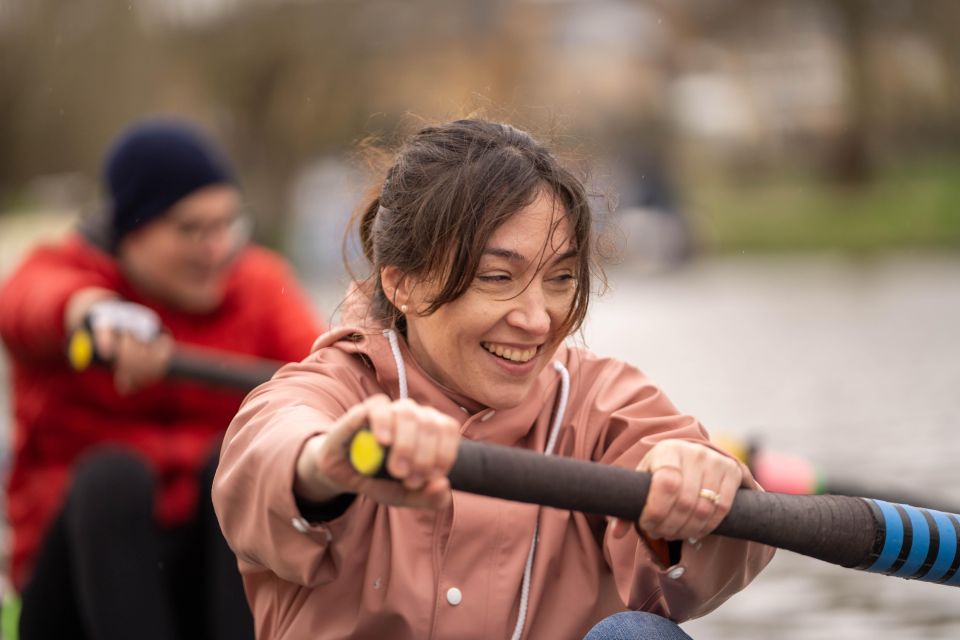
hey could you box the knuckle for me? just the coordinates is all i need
[367,393,391,407]
[367,403,389,422]
[394,398,419,413]
[417,413,438,433]
[672,494,696,516]
[412,445,433,466]
[653,470,682,493]
[642,501,670,522]
[693,500,715,519]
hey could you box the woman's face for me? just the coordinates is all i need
[400,190,578,410]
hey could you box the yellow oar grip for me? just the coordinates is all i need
[349,429,386,477]
[714,434,750,465]
[67,328,95,371]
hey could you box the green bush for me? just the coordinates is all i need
[687,158,960,252]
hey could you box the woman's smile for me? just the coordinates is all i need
[480,341,540,364]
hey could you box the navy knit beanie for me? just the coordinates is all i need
[104,119,234,246]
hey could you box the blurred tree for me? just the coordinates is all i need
[0,0,164,204]
[175,1,378,246]
[822,0,874,184]
[1,0,958,242]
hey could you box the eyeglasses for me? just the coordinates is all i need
[167,210,253,246]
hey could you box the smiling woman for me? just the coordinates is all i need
[212,119,775,640]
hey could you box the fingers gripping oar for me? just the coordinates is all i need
[67,326,281,391]
[348,431,960,587]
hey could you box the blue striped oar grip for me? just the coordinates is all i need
[860,499,960,585]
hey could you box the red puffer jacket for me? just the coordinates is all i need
[0,231,324,590]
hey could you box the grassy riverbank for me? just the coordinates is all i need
[687,157,960,253]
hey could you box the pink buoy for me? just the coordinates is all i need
[752,449,823,495]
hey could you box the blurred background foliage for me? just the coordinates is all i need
[1,0,959,262]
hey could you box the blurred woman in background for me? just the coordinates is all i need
[1,119,324,639]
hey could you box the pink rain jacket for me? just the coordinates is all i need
[214,326,774,639]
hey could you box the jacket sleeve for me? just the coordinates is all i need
[585,360,775,622]
[212,353,371,587]
[0,241,112,362]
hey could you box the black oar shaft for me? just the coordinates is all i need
[450,439,649,520]
[168,350,280,390]
[68,326,282,391]
[353,434,960,587]
[450,440,877,568]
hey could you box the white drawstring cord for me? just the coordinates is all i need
[544,362,569,458]
[380,331,569,640]
[383,329,409,400]
[510,360,569,640]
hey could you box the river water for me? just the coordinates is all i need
[579,253,960,639]
[3,252,959,636]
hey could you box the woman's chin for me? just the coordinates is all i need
[473,386,530,412]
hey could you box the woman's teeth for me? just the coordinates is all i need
[482,342,537,363]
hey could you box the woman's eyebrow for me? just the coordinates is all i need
[482,247,527,263]
[482,246,578,265]
[551,248,579,263]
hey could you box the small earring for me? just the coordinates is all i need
[400,304,408,313]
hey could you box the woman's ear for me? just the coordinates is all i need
[380,265,410,313]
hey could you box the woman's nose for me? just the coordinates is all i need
[506,285,551,336]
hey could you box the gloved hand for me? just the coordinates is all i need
[87,299,163,343]
[65,289,174,395]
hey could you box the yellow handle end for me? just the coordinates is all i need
[349,430,385,477]
[67,329,95,371]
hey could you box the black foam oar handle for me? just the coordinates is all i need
[450,440,879,567]
[167,348,280,390]
[351,433,960,586]
[67,327,282,391]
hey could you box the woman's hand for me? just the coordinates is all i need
[611,439,742,542]
[295,394,460,510]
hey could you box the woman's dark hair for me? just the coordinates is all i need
[350,119,597,335]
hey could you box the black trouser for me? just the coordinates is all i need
[19,447,254,640]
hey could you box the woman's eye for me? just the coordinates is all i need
[477,274,511,283]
